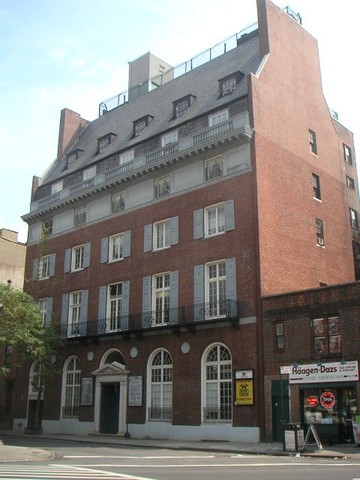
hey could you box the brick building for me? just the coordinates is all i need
[263,282,360,444]
[14,0,358,441]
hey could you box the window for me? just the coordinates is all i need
[309,129,317,155]
[205,156,223,181]
[205,203,225,237]
[97,133,116,152]
[155,174,171,198]
[203,344,232,422]
[51,180,63,194]
[161,131,178,147]
[62,357,81,418]
[42,218,53,235]
[312,173,321,200]
[276,322,285,349]
[312,316,341,355]
[346,176,355,189]
[316,218,324,246]
[67,149,83,168]
[68,291,82,337]
[83,166,96,181]
[29,361,42,399]
[71,245,85,271]
[206,261,227,319]
[173,95,195,119]
[144,217,178,252]
[194,200,234,240]
[120,150,134,164]
[153,219,170,251]
[109,233,124,262]
[152,273,170,326]
[39,299,48,325]
[38,255,51,279]
[148,349,173,422]
[35,254,55,280]
[218,72,243,97]
[61,290,88,337]
[74,205,87,227]
[344,144,352,165]
[107,283,123,332]
[64,243,90,273]
[133,115,153,136]
[350,208,359,229]
[112,191,126,213]
[209,110,228,127]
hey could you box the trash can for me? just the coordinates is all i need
[283,422,304,452]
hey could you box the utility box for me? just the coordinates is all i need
[283,422,304,452]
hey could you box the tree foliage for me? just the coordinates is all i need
[0,284,62,373]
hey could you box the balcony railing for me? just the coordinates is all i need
[27,114,252,217]
[59,300,239,340]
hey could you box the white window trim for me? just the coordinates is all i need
[112,191,126,213]
[153,219,170,251]
[147,349,173,422]
[71,245,85,272]
[120,150,134,164]
[61,356,81,418]
[205,156,224,181]
[51,180,63,194]
[209,110,228,127]
[204,203,225,238]
[109,233,124,263]
[106,283,123,332]
[83,166,96,181]
[155,175,171,198]
[161,131,178,147]
[205,260,227,319]
[38,255,50,280]
[152,272,170,326]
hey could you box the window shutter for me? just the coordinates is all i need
[194,264,204,321]
[97,286,107,334]
[121,281,130,330]
[100,237,109,263]
[61,294,69,337]
[32,259,39,281]
[45,297,53,327]
[79,289,88,336]
[64,248,71,273]
[169,271,178,324]
[83,243,91,268]
[142,276,152,327]
[225,257,237,317]
[144,224,153,252]
[170,217,179,245]
[48,254,56,278]
[224,200,235,231]
[193,208,204,239]
[123,231,131,258]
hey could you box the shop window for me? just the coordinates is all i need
[312,316,341,355]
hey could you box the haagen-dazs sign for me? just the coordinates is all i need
[288,361,359,384]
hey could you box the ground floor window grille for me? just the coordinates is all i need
[62,357,81,418]
[149,350,172,422]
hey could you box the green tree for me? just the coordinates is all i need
[0,283,63,432]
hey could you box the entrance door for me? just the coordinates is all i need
[271,380,290,442]
[100,383,120,434]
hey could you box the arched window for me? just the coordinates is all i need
[148,349,172,422]
[62,357,81,418]
[203,344,232,422]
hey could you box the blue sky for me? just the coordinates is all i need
[1,0,359,242]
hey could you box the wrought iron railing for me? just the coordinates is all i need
[148,407,172,422]
[203,406,232,422]
[60,300,239,340]
[62,405,79,418]
[145,142,179,164]
[193,120,234,146]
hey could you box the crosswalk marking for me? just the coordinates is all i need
[0,464,156,480]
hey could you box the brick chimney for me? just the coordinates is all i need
[57,108,89,157]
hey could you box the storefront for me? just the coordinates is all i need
[289,361,359,444]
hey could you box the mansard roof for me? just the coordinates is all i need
[42,31,260,186]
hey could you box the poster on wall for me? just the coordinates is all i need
[352,416,360,445]
[235,370,254,406]
[81,377,93,406]
[128,376,143,407]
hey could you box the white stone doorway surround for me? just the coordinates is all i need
[91,362,129,435]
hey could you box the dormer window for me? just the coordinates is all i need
[51,180,63,194]
[83,166,96,181]
[218,72,243,97]
[133,115,153,137]
[172,95,196,119]
[67,149,83,168]
[97,133,116,153]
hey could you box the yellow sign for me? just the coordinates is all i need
[235,379,254,405]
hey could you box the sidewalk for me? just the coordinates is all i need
[1,430,360,462]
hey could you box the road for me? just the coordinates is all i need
[1,436,360,480]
